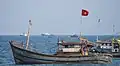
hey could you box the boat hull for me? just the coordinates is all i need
[9,41,112,64]
[112,53,120,58]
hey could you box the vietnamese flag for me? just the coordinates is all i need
[81,9,89,16]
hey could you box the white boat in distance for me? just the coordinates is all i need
[41,33,52,36]
[20,33,27,36]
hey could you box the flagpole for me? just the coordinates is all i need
[81,13,82,24]
[80,10,83,40]
[80,9,88,40]
[113,24,115,34]
[96,18,100,41]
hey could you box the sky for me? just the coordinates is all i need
[0,0,120,35]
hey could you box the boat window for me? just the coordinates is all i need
[64,45,75,48]
[115,49,117,52]
[65,45,68,48]
[109,43,112,46]
[102,43,104,45]
[107,43,110,46]
[103,43,106,46]
[74,45,80,48]
[70,45,74,48]
[113,43,119,48]
[106,43,108,46]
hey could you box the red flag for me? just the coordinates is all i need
[81,9,89,16]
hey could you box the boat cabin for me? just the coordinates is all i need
[57,38,93,56]
[96,40,120,53]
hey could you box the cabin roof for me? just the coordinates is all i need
[59,36,80,42]
[58,42,93,46]
[96,41,118,44]
[96,41,112,44]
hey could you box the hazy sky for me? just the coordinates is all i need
[0,0,120,35]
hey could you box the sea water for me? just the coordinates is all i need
[0,35,120,66]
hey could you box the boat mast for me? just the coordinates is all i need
[80,32,82,41]
[26,20,32,49]
[96,36,99,42]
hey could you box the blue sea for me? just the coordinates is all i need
[0,35,120,66]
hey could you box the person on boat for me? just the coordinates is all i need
[84,46,88,56]
[81,47,84,56]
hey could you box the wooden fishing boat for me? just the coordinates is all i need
[9,40,112,64]
[9,20,112,64]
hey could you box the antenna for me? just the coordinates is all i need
[79,32,82,41]
[112,24,115,39]
[113,24,115,34]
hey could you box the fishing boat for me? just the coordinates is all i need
[9,20,112,64]
[95,38,120,58]
[69,34,78,38]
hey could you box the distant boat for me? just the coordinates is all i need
[41,33,51,36]
[20,33,27,36]
[69,34,78,38]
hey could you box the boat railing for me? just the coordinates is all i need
[10,40,32,49]
[93,53,112,57]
